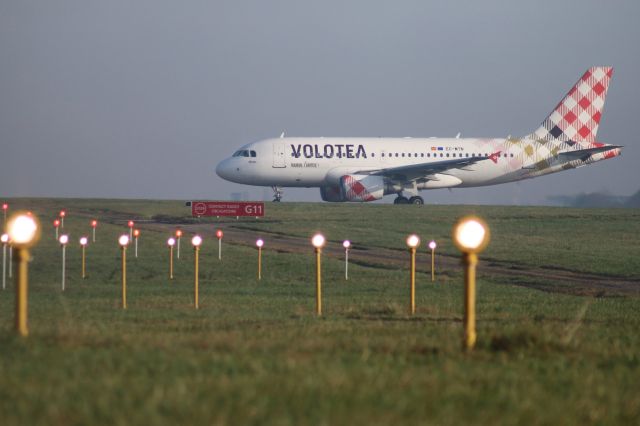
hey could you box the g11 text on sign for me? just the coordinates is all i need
[191,201,265,217]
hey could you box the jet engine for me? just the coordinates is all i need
[319,184,344,202]
[340,174,386,202]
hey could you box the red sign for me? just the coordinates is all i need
[191,201,265,217]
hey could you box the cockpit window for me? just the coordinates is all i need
[232,150,251,157]
[250,150,257,157]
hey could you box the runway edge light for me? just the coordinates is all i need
[452,216,490,351]
[406,234,420,315]
[311,233,325,316]
[7,212,40,337]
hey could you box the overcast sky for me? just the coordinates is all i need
[1,1,639,204]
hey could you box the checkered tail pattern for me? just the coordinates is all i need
[526,67,613,143]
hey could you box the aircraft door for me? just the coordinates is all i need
[273,143,286,168]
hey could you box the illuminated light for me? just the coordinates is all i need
[429,240,437,250]
[53,220,60,227]
[133,229,140,237]
[453,217,489,253]
[192,235,203,247]
[79,237,88,246]
[7,214,40,247]
[2,203,8,210]
[343,240,351,249]
[175,229,183,237]
[311,233,325,249]
[1,234,8,243]
[167,237,176,246]
[60,210,66,218]
[256,239,264,248]
[406,234,420,249]
[91,220,98,228]
[216,229,223,239]
[119,235,130,246]
[128,221,134,228]
[59,235,69,245]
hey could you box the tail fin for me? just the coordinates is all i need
[526,67,613,143]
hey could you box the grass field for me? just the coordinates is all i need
[0,198,639,425]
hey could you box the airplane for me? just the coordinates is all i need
[216,67,621,204]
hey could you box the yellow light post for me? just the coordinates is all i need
[1,233,8,290]
[59,210,66,229]
[453,216,490,351]
[216,229,223,260]
[59,234,69,291]
[167,237,175,280]
[256,239,264,280]
[79,237,88,279]
[343,240,351,280]
[91,220,98,243]
[133,229,140,258]
[53,219,60,240]
[428,240,437,282]
[192,235,202,309]
[119,234,129,309]
[175,229,182,259]
[406,234,420,315]
[311,233,325,316]
[7,212,40,337]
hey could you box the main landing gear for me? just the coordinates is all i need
[272,186,283,202]
[393,195,424,205]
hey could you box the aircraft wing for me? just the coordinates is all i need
[558,145,622,161]
[358,153,500,182]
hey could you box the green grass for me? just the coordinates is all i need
[0,198,639,425]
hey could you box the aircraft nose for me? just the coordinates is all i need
[215,159,232,180]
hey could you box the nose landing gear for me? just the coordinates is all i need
[272,186,283,202]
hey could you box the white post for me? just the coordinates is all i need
[2,244,6,290]
[135,237,138,258]
[8,246,12,278]
[92,227,96,243]
[177,237,181,259]
[61,245,66,291]
[345,249,349,280]
[218,238,222,260]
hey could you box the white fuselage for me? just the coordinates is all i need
[216,137,614,191]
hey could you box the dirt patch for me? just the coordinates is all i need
[120,219,640,298]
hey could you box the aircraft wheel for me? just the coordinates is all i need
[409,196,424,205]
[394,196,409,204]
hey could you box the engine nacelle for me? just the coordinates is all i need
[340,174,385,202]
[319,184,345,202]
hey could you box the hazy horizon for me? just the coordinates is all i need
[2,1,639,205]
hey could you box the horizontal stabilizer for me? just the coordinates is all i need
[558,145,622,161]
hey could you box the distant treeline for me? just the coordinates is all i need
[548,190,640,208]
